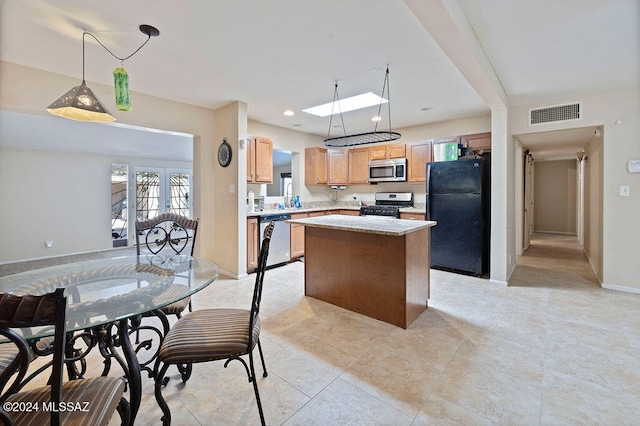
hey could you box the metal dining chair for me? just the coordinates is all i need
[135,213,200,319]
[152,222,274,426]
[0,288,126,426]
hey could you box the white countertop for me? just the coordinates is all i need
[286,214,436,236]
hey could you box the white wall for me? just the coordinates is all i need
[0,147,190,263]
[534,160,577,234]
[584,135,604,281]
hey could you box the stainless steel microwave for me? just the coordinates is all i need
[368,158,407,182]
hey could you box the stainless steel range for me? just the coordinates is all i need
[360,192,413,218]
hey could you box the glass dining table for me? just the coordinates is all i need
[0,254,220,425]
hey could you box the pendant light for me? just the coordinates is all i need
[113,66,131,111]
[323,66,401,147]
[47,25,159,122]
[47,32,116,123]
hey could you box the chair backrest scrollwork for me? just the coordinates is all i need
[135,213,199,255]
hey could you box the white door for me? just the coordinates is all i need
[134,168,193,221]
[523,153,534,250]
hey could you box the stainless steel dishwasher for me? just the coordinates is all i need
[259,213,291,268]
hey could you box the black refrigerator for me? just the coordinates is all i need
[426,158,490,277]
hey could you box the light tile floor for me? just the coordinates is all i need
[14,233,640,425]
[128,233,640,425]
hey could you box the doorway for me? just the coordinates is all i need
[134,167,193,222]
[111,164,129,247]
[515,126,603,282]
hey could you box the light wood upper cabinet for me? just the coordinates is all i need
[348,147,370,184]
[328,149,348,185]
[461,132,491,153]
[246,139,256,182]
[369,145,387,161]
[247,137,273,183]
[387,144,406,159]
[305,147,328,185]
[407,140,432,183]
[369,143,405,160]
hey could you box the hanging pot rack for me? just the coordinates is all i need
[323,66,401,147]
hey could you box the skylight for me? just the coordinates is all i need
[303,92,388,117]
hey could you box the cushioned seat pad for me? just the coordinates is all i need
[159,308,260,364]
[159,296,191,316]
[5,376,124,426]
[0,344,18,375]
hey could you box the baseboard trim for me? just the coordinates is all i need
[585,251,603,285]
[602,282,640,294]
[534,230,577,236]
[506,262,517,283]
[489,278,508,287]
[219,269,245,280]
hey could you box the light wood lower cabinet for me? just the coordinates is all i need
[290,213,308,259]
[247,217,259,272]
[400,212,425,220]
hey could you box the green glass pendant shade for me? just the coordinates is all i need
[113,67,131,111]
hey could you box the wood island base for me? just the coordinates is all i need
[304,225,430,329]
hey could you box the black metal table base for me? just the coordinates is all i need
[24,309,170,426]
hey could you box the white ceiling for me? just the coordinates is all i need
[0,0,638,161]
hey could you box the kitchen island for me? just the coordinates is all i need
[286,214,436,328]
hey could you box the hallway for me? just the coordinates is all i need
[511,232,600,289]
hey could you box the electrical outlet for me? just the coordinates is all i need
[620,186,630,197]
[45,239,53,248]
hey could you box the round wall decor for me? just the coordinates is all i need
[217,138,232,167]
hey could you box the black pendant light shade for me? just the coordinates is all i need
[47,80,116,123]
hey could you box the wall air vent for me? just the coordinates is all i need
[529,102,582,126]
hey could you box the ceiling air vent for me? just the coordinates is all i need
[529,102,582,126]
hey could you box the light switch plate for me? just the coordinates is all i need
[620,186,630,196]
